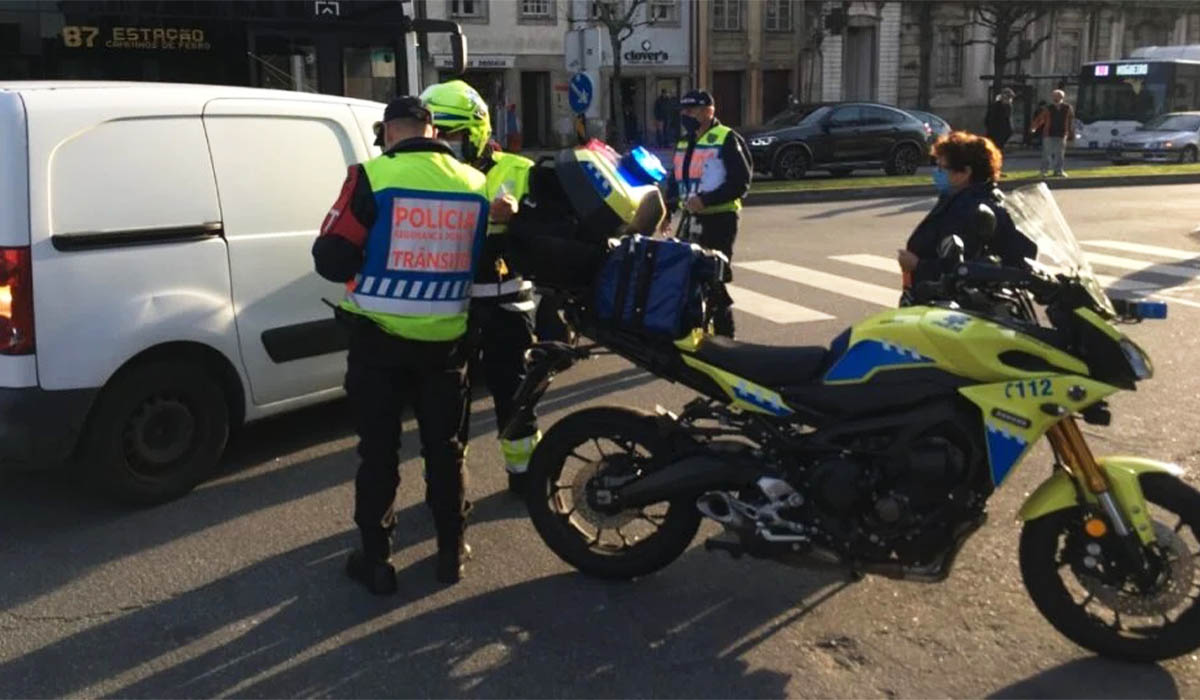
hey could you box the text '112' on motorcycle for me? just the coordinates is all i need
[507,144,1199,663]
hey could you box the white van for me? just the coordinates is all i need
[0,82,388,503]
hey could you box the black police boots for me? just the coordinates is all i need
[345,550,398,596]
[436,541,471,584]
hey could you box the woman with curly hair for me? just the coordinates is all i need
[898,131,1036,294]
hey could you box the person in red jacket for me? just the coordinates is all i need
[1031,90,1076,177]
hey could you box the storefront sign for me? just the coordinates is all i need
[62,25,211,50]
[434,55,514,69]
[624,39,669,64]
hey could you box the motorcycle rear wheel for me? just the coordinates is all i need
[524,406,702,580]
[1020,473,1200,661]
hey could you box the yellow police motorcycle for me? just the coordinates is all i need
[508,178,1200,662]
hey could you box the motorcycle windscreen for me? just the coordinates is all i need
[1004,182,1117,317]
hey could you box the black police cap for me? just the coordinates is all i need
[383,96,432,124]
[679,90,714,107]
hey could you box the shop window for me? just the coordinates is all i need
[343,46,396,102]
[712,0,743,32]
[250,36,318,93]
[1056,30,1081,73]
[764,0,793,32]
[450,0,487,21]
[520,0,552,18]
[50,118,220,235]
[649,0,679,25]
[934,25,964,88]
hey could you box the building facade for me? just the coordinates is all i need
[894,1,1200,134]
[422,0,572,148]
[695,0,809,127]
[0,0,418,101]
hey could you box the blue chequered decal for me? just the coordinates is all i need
[823,339,933,382]
[985,423,1028,485]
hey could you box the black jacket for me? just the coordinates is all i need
[905,182,1036,286]
[664,118,752,212]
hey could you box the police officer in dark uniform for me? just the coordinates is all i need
[662,90,751,337]
[313,96,489,595]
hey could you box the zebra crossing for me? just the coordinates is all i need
[726,239,1200,325]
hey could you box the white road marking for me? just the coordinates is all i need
[1082,240,1200,262]
[1084,252,1200,281]
[726,284,835,323]
[829,254,901,274]
[736,259,899,306]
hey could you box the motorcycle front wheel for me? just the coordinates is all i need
[524,406,701,580]
[1020,473,1200,661]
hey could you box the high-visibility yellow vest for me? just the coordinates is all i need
[485,152,534,235]
[340,149,489,342]
[672,124,742,214]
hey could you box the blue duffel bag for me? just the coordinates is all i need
[593,235,726,339]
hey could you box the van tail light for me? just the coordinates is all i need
[0,247,34,355]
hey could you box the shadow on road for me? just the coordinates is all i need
[989,657,1179,699]
[0,512,847,698]
[0,363,655,613]
[801,196,931,221]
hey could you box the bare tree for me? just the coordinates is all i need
[586,0,656,147]
[963,1,1055,95]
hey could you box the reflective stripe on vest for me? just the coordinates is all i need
[672,124,741,214]
[346,152,488,339]
[471,278,533,298]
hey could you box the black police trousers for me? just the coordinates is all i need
[691,210,739,338]
[343,317,470,562]
[464,299,538,443]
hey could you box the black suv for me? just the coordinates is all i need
[746,102,930,179]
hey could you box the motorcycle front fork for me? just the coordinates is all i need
[1047,417,1154,578]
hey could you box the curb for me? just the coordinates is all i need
[745,172,1200,207]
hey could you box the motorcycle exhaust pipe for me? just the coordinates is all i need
[696,491,743,526]
[613,454,758,509]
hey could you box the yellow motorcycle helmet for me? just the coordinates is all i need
[419,79,492,163]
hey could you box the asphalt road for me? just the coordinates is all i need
[4,185,1200,698]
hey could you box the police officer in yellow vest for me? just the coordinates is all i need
[662,90,752,337]
[422,80,543,495]
[312,95,489,595]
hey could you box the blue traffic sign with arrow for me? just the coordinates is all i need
[568,72,593,114]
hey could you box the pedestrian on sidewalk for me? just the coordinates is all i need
[1031,89,1075,177]
[654,90,669,147]
[985,88,1015,150]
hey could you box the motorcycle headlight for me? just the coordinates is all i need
[750,136,777,147]
[1120,337,1153,380]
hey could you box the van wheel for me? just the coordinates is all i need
[82,361,229,505]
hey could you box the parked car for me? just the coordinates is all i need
[905,108,950,163]
[0,81,386,504]
[746,102,929,179]
[1108,111,1200,164]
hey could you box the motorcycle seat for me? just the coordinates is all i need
[690,335,829,388]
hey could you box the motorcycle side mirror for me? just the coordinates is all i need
[968,203,997,244]
[938,234,965,264]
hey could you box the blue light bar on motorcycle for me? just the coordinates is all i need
[1133,300,1168,319]
[1113,298,1168,320]
[617,146,668,186]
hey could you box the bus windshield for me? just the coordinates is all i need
[1077,74,1167,123]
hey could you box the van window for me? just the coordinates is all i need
[50,117,220,234]
[203,116,357,237]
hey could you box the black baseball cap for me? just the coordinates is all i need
[383,95,432,124]
[679,90,714,107]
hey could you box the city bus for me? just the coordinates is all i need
[1075,47,1200,150]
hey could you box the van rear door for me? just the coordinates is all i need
[0,91,36,388]
[202,98,366,406]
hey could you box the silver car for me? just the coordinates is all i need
[1110,111,1200,164]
